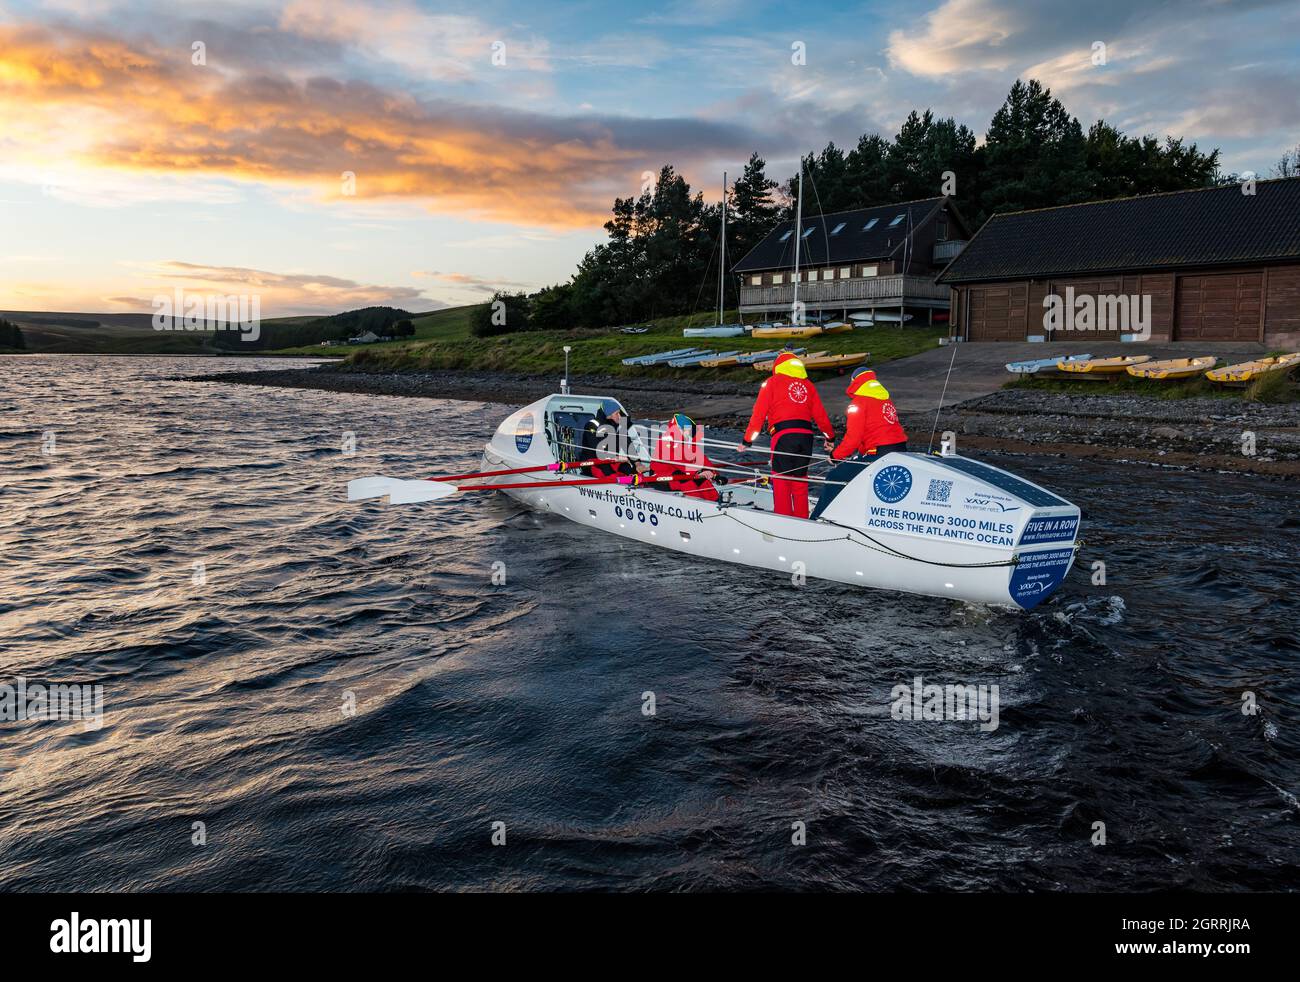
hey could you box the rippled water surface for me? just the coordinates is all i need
[1,355,1296,891]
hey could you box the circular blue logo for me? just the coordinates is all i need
[514,412,534,453]
[873,464,913,503]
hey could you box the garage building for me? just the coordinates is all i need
[938,177,1300,347]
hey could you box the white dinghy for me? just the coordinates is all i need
[350,393,1082,610]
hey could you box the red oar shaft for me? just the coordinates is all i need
[456,474,673,493]
[454,477,619,492]
[432,459,621,482]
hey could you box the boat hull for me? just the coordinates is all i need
[1127,356,1217,380]
[751,326,824,339]
[483,396,1082,610]
[683,326,746,338]
[1205,352,1300,384]
[1058,355,1151,374]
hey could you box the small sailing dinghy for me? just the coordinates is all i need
[683,325,746,338]
[1006,354,1092,375]
[348,393,1082,610]
[1057,354,1151,374]
[1126,356,1217,379]
[751,324,825,339]
[1205,352,1300,384]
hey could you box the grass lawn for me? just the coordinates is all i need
[299,303,949,381]
[269,306,476,356]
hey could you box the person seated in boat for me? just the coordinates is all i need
[579,398,652,479]
[651,413,727,501]
[740,351,834,519]
[809,368,908,521]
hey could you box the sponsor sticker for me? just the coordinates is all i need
[1009,547,1075,610]
[514,412,534,453]
[1018,515,1079,546]
[873,464,912,504]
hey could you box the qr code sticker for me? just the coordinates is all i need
[926,479,953,503]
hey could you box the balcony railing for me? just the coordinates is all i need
[933,239,967,263]
[739,274,950,310]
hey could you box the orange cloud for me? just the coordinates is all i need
[0,23,747,229]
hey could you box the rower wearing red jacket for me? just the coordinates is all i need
[652,414,726,501]
[809,367,908,521]
[741,351,834,519]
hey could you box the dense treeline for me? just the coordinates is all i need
[0,318,26,349]
[512,79,1228,331]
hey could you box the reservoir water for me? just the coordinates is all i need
[1,356,1296,890]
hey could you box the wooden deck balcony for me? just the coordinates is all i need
[738,274,950,313]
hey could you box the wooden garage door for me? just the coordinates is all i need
[966,284,1027,341]
[1175,273,1262,341]
[1046,278,1125,339]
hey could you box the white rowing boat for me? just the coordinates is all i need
[349,392,1082,610]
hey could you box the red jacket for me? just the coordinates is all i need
[744,373,834,445]
[652,421,720,499]
[833,378,907,458]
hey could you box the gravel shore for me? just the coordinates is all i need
[188,365,1299,477]
[940,389,1299,476]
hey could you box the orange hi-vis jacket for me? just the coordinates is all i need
[833,374,907,459]
[743,353,834,445]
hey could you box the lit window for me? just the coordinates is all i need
[862,265,878,277]
[840,267,850,277]
[807,270,818,281]
[750,275,762,286]
[831,222,846,235]
[863,218,879,231]
[889,214,905,227]
[822,269,834,280]
[779,230,793,242]
[773,273,784,284]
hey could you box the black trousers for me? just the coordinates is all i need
[810,442,908,520]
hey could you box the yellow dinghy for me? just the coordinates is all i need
[751,325,825,340]
[752,350,829,371]
[1126,356,1217,380]
[800,351,869,371]
[1205,352,1300,384]
[1058,355,1151,374]
[697,351,750,368]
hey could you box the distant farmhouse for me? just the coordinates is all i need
[348,330,382,344]
[733,196,971,324]
[939,177,1300,346]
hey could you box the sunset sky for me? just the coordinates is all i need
[2,0,1297,315]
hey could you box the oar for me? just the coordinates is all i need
[347,472,672,505]
[433,459,623,482]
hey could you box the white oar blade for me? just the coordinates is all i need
[348,476,397,501]
[387,479,457,504]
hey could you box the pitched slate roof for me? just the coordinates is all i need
[733,197,949,272]
[939,178,1300,284]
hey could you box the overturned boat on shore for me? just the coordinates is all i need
[351,393,1083,610]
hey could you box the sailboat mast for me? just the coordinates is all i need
[792,165,802,323]
[718,171,726,326]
